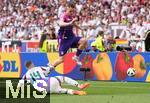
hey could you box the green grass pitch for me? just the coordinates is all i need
[0,79,150,103]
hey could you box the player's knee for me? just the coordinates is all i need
[60,58,64,62]
[81,38,87,45]
[60,56,64,62]
[83,39,88,48]
[84,40,88,47]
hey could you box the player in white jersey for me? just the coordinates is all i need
[17,61,90,95]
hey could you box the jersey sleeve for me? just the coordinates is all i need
[59,13,68,22]
[59,13,65,21]
[41,66,54,76]
[17,75,27,88]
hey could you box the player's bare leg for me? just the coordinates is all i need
[72,38,88,66]
[52,38,87,67]
[50,77,88,95]
[57,88,87,96]
[52,56,64,67]
[56,76,90,90]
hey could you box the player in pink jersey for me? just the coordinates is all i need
[51,4,87,68]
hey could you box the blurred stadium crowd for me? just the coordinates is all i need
[0,0,150,51]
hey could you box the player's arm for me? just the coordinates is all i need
[59,18,78,27]
[74,23,83,30]
[41,64,55,76]
[17,74,31,90]
[73,22,86,37]
[17,75,27,90]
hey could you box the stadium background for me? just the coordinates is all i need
[0,45,150,82]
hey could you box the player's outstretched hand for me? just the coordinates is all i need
[47,63,55,71]
[79,83,90,90]
[42,89,47,94]
[72,18,78,23]
[73,90,87,96]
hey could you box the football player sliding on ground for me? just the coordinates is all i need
[17,61,90,95]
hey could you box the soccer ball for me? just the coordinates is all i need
[127,67,136,77]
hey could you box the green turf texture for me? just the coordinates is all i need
[0,79,150,103]
[51,81,150,103]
